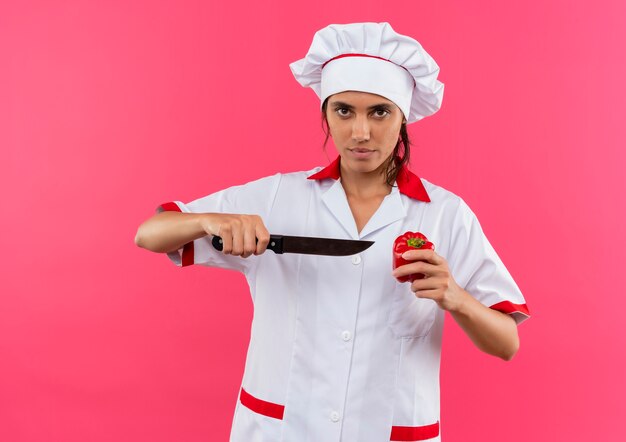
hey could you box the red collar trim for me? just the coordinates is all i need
[307,156,431,202]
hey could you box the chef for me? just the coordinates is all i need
[135,22,530,442]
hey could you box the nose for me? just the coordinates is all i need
[351,115,370,142]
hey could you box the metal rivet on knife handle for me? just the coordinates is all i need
[211,235,224,251]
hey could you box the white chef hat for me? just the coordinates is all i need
[289,22,444,124]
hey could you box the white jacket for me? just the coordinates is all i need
[156,157,530,442]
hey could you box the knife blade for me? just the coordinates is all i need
[211,234,374,256]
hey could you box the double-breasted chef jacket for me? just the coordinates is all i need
[156,156,530,442]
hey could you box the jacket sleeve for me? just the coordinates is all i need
[154,173,282,274]
[447,198,530,325]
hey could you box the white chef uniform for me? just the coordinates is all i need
[155,155,530,442]
[154,21,530,441]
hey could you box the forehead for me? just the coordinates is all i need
[328,90,395,106]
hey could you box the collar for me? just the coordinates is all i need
[307,156,431,202]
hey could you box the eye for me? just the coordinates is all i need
[335,108,350,117]
[374,109,390,118]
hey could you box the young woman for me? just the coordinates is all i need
[135,22,530,442]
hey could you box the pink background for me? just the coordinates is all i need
[2,1,625,441]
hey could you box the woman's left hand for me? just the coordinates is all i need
[391,248,466,312]
[392,248,520,361]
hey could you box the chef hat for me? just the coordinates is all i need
[289,22,444,124]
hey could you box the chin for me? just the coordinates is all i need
[346,158,385,174]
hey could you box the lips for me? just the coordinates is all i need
[348,148,375,159]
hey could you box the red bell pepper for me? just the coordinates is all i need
[392,231,435,283]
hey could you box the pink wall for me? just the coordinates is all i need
[2,1,625,440]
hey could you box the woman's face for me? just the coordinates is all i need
[325,90,405,177]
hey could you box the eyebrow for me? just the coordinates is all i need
[330,101,392,110]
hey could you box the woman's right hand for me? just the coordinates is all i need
[199,213,271,258]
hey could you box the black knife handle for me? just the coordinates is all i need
[211,235,283,254]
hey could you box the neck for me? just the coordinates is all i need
[339,160,393,199]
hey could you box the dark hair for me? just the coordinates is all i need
[320,97,411,187]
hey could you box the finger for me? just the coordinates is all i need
[231,224,244,256]
[412,288,441,300]
[218,224,233,254]
[255,223,270,255]
[410,277,441,292]
[401,249,441,265]
[242,224,257,258]
[393,260,440,278]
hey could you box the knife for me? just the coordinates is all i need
[211,234,374,256]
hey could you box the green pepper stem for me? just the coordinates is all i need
[407,237,426,248]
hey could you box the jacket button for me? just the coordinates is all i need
[341,330,352,341]
[351,254,362,265]
[330,411,340,422]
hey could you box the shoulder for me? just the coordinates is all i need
[234,165,327,200]
[226,164,331,194]
[418,177,466,211]
[413,177,483,234]
[282,165,326,181]
[262,165,329,189]
[421,178,486,236]
[249,165,323,181]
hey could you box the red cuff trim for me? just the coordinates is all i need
[390,422,440,441]
[489,300,530,317]
[157,202,181,212]
[181,243,194,267]
[239,388,284,420]
[157,202,194,267]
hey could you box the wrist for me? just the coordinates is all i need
[195,212,217,237]
[447,286,473,316]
